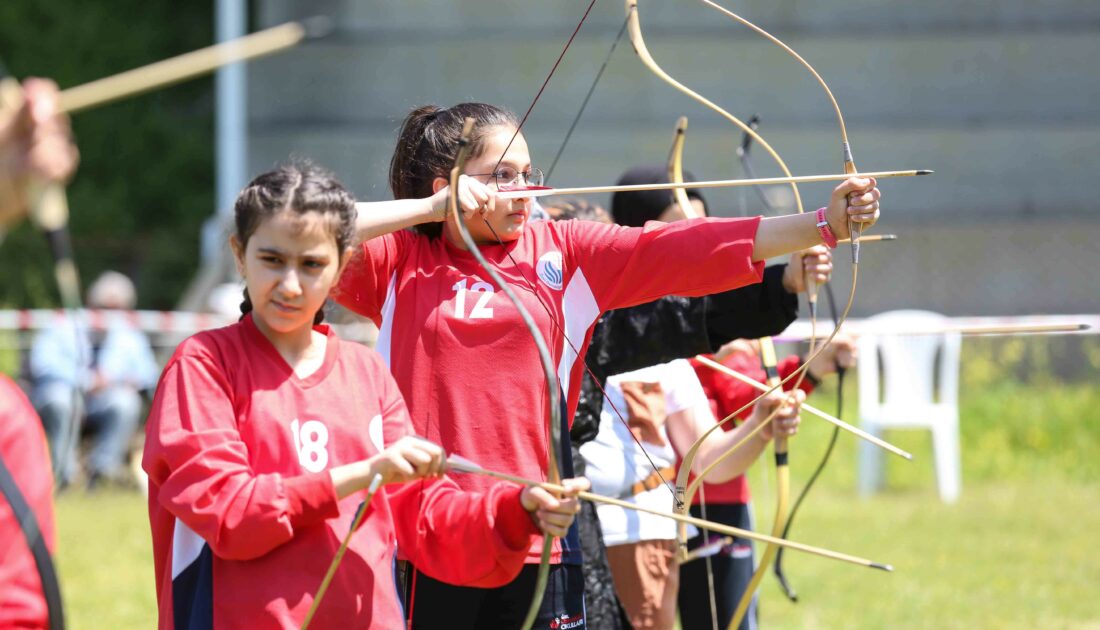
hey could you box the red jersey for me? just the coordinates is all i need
[336,217,765,563]
[0,376,56,629]
[686,353,814,504]
[143,316,538,630]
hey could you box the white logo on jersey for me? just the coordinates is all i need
[368,414,384,452]
[536,251,564,290]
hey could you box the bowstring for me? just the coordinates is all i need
[482,222,679,505]
[491,0,600,173]
[545,11,632,182]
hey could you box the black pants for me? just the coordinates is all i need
[405,563,586,630]
[574,442,631,630]
[677,503,757,630]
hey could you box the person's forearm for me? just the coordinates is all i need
[752,213,834,262]
[694,419,769,484]
[329,458,376,499]
[355,198,438,242]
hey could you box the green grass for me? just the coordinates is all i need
[50,379,1100,628]
[54,489,156,629]
[748,378,1100,629]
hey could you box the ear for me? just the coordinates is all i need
[431,176,449,195]
[229,235,246,276]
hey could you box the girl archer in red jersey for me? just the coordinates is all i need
[142,162,585,630]
[336,102,882,629]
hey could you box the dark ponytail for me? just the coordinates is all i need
[234,161,357,325]
[388,102,519,238]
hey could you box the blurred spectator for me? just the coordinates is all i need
[29,271,159,489]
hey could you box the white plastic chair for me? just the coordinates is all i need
[857,310,962,502]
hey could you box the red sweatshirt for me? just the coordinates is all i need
[686,353,815,504]
[0,376,56,629]
[143,316,539,630]
[336,217,765,563]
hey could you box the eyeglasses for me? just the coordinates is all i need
[468,166,544,189]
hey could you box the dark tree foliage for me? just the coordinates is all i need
[0,1,215,309]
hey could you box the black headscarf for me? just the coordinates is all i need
[610,164,708,227]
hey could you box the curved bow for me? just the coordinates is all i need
[696,3,883,607]
[625,0,806,220]
[663,118,802,630]
[698,0,868,351]
[666,116,698,221]
[773,281,845,602]
[625,0,838,470]
[451,118,564,630]
[625,3,825,573]
[698,0,863,253]
[665,116,726,627]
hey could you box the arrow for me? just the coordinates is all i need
[496,169,932,200]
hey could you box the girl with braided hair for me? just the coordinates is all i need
[143,161,583,629]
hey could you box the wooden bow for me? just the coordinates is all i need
[449,118,564,630]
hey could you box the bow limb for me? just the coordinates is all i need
[699,0,869,377]
[698,0,864,257]
[625,0,805,221]
[774,280,845,602]
[728,338,790,629]
[666,116,699,220]
[301,474,385,630]
[664,117,697,550]
[628,0,827,544]
[450,119,563,630]
[665,117,723,628]
[667,117,696,558]
[58,19,326,114]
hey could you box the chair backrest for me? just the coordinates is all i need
[858,310,962,419]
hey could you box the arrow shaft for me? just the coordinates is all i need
[58,21,309,114]
[447,459,890,571]
[496,169,930,200]
[692,355,913,460]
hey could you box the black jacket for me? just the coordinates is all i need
[571,264,797,446]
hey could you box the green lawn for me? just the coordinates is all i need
[55,489,156,629]
[52,379,1100,628]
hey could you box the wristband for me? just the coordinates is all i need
[815,207,838,249]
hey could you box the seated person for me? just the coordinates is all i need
[29,271,159,488]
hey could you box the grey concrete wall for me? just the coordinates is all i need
[249,0,1100,316]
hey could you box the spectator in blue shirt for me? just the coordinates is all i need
[30,271,159,489]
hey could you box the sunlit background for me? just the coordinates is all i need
[1,1,1097,627]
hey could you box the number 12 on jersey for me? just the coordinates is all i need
[451,278,495,319]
